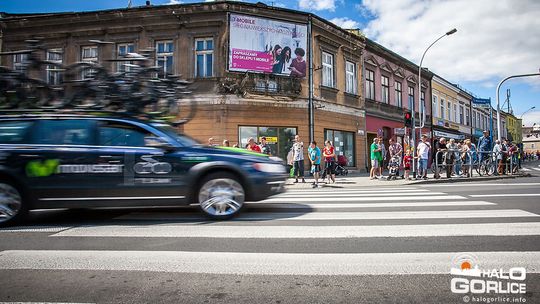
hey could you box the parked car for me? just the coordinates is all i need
[0,114,287,226]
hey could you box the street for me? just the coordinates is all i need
[1,174,539,304]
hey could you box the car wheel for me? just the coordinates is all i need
[0,182,27,227]
[197,173,245,220]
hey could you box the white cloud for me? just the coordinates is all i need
[329,17,360,29]
[166,0,182,4]
[522,110,540,127]
[360,0,540,83]
[298,0,336,11]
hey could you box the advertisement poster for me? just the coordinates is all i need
[229,13,308,77]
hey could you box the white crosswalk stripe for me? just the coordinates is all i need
[1,186,539,278]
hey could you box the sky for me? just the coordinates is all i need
[2,0,539,127]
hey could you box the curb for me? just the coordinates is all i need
[408,173,533,185]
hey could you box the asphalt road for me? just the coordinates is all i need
[1,174,539,304]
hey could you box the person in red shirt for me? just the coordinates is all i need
[247,137,262,153]
[323,140,336,183]
[403,149,413,180]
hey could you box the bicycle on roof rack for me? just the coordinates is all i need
[0,39,195,125]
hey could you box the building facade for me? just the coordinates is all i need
[363,39,433,165]
[503,111,522,144]
[1,1,368,170]
[431,75,467,141]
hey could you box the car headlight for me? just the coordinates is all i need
[253,163,286,173]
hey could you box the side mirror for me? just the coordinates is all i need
[144,136,175,152]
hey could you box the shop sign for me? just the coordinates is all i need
[394,127,406,135]
[260,136,278,143]
[449,123,460,130]
[433,130,465,140]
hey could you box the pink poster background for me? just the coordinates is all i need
[230,48,273,72]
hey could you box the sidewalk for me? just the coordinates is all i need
[285,171,533,189]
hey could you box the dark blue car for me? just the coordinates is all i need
[0,114,287,226]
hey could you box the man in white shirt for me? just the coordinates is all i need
[417,134,431,179]
[291,135,305,183]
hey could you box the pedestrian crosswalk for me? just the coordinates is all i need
[1,185,540,278]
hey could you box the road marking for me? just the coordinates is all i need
[420,183,540,187]
[115,209,538,221]
[275,191,444,198]
[284,188,425,194]
[533,168,540,171]
[264,195,465,202]
[470,193,540,197]
[249,201,496,209]
[0,226,72,233]
[51,222,540,239]
[521,168,532,171]
[39,196,185,201]
[1,250,538,276]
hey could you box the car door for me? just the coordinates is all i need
[24,118,108,206]
[94,120,189,207]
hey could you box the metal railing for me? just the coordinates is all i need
[433,149,521,178]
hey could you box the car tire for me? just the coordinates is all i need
[197,172,245,220]
[0,181,28,227]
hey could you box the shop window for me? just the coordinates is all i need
[395,81,402,108]
[365,69,375,100]
[116,43,135,73]
[195,38,213,78]
[238,126,297,161]
[345,61,357,95]
[324,129,355,167]
[381,75,389,104]
[47,49,63,85]
[156,40,174,77]
[322,51,334,88]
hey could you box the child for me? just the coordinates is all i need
[403,149,413,180]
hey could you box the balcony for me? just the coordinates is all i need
[366,98,432,124]
[218,73,302,97]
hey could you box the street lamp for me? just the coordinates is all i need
[412,28,457,178]
[519,106,536,119]
[496,72,540,141]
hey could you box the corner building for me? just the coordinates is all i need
[1,1,367,170]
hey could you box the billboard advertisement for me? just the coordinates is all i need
[228,13,308,77]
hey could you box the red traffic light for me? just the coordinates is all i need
[404,112,412,119]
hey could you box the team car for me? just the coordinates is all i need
[0,114,287,226]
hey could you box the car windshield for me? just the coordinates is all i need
[151,123,200,147]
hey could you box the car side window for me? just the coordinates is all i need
[0,121,34,144]
[32,120,95,145]
[99,121,152,147]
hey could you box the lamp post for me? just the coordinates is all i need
[496,72,540,141]
[519,106,536,119]
[411,28,457,178]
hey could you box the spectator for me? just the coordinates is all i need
[208,137,216,146]
[446,139,459,177]
[403,149,412,180]
[323,140,336,184]
[247,137,262,153]
[493,140,504,175]
[260,136,272,155]
[478,130,491,162]
[461,140,472,177]
[389,138,403,178]
[308,141,321,188]
[370,138,382,180]
[291,135,305,183]
[222,139,230,147]
[417,135,430,179]
[379,137,387,177]
[434,137,448,179]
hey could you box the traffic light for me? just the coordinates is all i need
[404,111,412,127]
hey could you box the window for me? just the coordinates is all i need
[473,111,477,128]
[447,101,451,121]
[47,49,63,85]
[0,121,33,144]
[324,129,355,167]
[395,82,402,108]
[116,43,135,72]
[421,91,426,117]
[460,105,464,124]
[13,53,28,73]
[322,51,334,88]
[239,126,297,161]
[466,108,470,126]
[453,104,458,122]
[381,75,389,103]
[195,38,213,78]
[81,46,98,79]
[365,69,375,100]
[408,86,414,110]
[432,95,438,117]
[345,61,357,94]
[99,122,152,147]
[440,98,445,119]
[156,40,174,77]
[33,120,95,145]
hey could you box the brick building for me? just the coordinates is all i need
[1,1,367,170]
